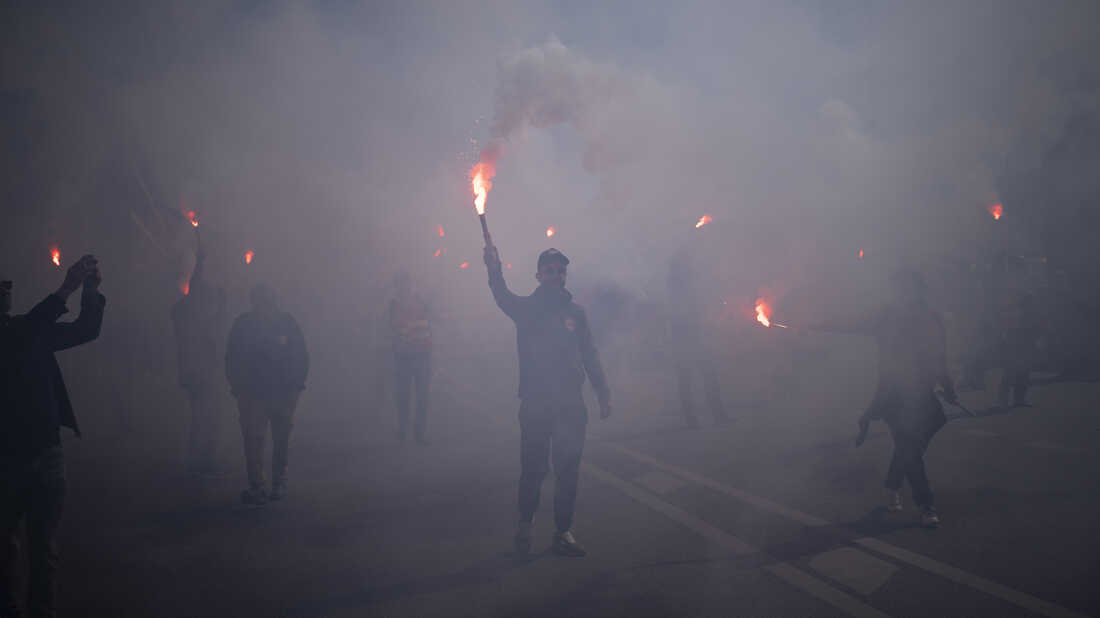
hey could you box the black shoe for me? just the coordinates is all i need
[514,522,533,556]
[269,480,287,501]
[552,530,587,557]
[240,486,268,506]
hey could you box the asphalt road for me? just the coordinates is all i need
[36,343,1100,617]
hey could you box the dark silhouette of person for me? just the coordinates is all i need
[170,242,226,477]
[1,255,105,618]
[483,245,611,557]
[388,272,432,444]
[666,252,729,428]
[811,269,956,528]
[225,284,309,505]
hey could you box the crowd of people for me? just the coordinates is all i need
[0,231,1063,616]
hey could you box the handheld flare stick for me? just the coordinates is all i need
[470,160,496,248]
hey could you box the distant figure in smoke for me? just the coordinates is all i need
[388,272,432,444]
[484,246,611,557]
[666,252,729,428]
[170,242,226,478]
[226,284,309,506]
[992,256,1039,409]
[1,255,104,618]
[810,270,956,528]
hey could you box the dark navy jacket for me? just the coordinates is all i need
[1,292,106,461]
[488,266,609,406]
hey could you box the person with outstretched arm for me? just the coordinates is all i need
[1,255,105,617]
[484,245,611,557]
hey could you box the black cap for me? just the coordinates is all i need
[537,248,570,269]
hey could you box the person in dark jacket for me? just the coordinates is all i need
[388,272,432,444]
[483,245,611,557]
[226,284,309,505]
[170,242,226,477]
[1,255,104,618]
[811,270,956,528]
[666,252,729,428]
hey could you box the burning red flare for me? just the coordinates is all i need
[470,160,496,215]
[438,225,445,238]
[433,249,442,257]
[186,211,199,227]
[546,227,555,238]
[755,298,772,327]
[460,262,469,269]
[50,247,61,267]
[244,250,254,265]
[858,249,864,259]
[180,281,190,295]
[988,204,1003,220]
[695,215,713,229]
[506,263,512,270]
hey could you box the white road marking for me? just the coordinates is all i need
[584,462,892,618]
[1026,441,1089,455]
[608,443,1089,618]
[808,547,899,595]
[634,469,688,495]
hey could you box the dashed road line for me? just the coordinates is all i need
[608,443,1089,618]
[584,462,892,618]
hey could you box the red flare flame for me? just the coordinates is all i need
[438,225,445,238]
[546,227,555,238]
[50,247,61,267]
[858,249,864,259]
[988,204,1003,220]
[180,280,190,296]
[507,263,512,270]
[186,211,199,227]
[460,262,469,269]
[695,215,713,229]
[470,160,496,215]
[433,249,442,257]
[755,298,772,327]
[244,250,254,265]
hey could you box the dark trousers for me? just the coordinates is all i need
[517,400,587,533]
[393,348,431,439]
[998,333,1032,406]
[677,359,727,424]
[184,380,220,472]
[236,393,299,489]
[1,448,65,618]
[884,425,934,507]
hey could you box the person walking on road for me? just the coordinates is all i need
[811,269,956,528]
[226,284,309,506]
[171,242,227,478]
[1,255,105,618]
[388,272,432,444]
[484,246,611,557]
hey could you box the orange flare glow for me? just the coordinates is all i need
[180,281,190,295]
[695,214,713,229]
[858,249,864,259]
[460,262,469,269]
[546,227,555,238]
[507,263,512,270]
[244,250,254,265]
[470,161,496,215]
[755,298,772,327]
[186,211,199,227]
[988,203,1003,220]
[438,225,445,238]
[433,249,442,257]
[50,247,61,267]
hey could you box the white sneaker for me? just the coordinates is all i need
[920,505,940,528]
[887,490,903,512]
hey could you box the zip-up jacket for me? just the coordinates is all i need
[1,291,106,461]
[488,266,609,406]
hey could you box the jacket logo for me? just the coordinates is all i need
[563,317,576,332]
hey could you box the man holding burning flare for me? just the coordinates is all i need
[483,245,611,557]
